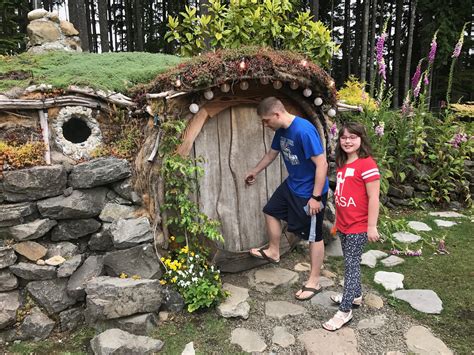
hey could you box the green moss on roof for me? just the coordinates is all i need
[0,51,183,94]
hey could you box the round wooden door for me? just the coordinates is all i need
[193,105,289,251]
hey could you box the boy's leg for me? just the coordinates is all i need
[295,240,324,298]
[263,213,282,259]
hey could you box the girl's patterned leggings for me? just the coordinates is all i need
[338,231,368,312]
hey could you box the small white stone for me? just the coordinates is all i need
[45,255,66,266]
[381,255,405,267]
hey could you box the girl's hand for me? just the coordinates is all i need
[367,226,380,242]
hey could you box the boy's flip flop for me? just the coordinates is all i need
[249,248,280,264]
[295,285,322,301]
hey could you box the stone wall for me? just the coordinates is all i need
[0,157,182,343]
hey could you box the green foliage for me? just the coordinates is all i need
[0,51,183,93]
[165,0,337,67]
[160,119,224,244]
[160,244,226,312]
[338,76,378,112]
[0,0,28,55]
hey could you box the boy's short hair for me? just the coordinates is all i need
[257,97,285,116]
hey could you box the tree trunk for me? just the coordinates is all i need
[342,0,351,80]
[84,0,94,52]
[385,1,393,86]
[98,0,110,52]
[68,0,90,52]
[360,0,370,84]
[134,0,143,51]
[368,0,378,94]
[124,0,133,51]
[403,0,416,98]
[353,0,362,76]
[89,0,98,52]
[310,0,319,21]
[392,0,403,108]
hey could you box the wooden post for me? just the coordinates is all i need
[38,110,51,165]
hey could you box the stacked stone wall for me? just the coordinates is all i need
[0,157,182,343]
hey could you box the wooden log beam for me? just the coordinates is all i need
[0,96,110,112]
[67,85,136,107]
[38,110,51,164]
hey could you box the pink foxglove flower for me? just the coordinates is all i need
[376,32,388,81]
[449,132,468,148]
[411,60,423,89]
[330,123,338,140]
[428,33,438,64]
[452,24,467,58]
[375,122,385,137]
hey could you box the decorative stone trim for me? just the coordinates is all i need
[52,106,102,160]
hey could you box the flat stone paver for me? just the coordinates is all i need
[392,231,421,243]
[230,328,266,353]
[405,326,453,354]
[374,271,404,291]
[265,301,307,319]
[272,326,295,348]
[357,314,387,329]
[294,262,311,272]
[319,276,335,288]
[433,219,457,227]
[408,221,432,231]
[182,341,195,355]
[381,255,405,267]
[248,267,299,293]
[310,290,339,309]
[298,328,360,354]
[361,250,389,268]
[392,289,443,314]
[428,211,465,218]
[364,293,384,309]
[325,237,343,257]
[217,283,250,319]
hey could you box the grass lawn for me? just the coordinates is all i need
[0,51,183,93]
[328,208,473,354]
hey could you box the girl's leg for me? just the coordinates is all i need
[339,232,367,312]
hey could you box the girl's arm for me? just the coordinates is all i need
[366,180,380,242]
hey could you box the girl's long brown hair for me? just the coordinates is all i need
[335,122,373,168]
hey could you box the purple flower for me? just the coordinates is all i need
[413,79,422,98]
[423,75,429,86]
[376,33,387,81]
[452,42,463,58]
[402,96,413,116]
[375,122,384,137]
[450,132,468,148]
[390,248,401,255]
[428,34,438,64]
[330,123,338,140]
[411,60,423,89]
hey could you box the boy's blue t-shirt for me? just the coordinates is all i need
[271,116,329,198]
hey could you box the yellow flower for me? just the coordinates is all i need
[171,276,177,283]
[214,274,220,280]
[159,280,167,285]
[191,252,195,257]
[180,246,189,254]
[119,272,128,279]
[170,236,175,241]
[160,257,165,261]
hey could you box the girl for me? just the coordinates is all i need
[322,122,380,331]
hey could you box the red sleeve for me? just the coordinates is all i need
[360,157,380,183]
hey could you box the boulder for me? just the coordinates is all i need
[99,203,137,222]
[15,307,55,341]
[112,178,141,204]
[85,277,162,321]
[88,224,113,251]
[97,313,158,336]
[27,8,48,20]
[0,291,21,329]
[103,243,162,279]
[59,20,79,36]
[2,165,66,202]
[67,255,104,300]
[7,219,57,241]
[12,241,47,261]
[58,306,84,332]
[45,241,79,258]
[0,269,18,291]
[68,157,131,189]
[160,288,185,313]
[27,278,77,314]
[9,262,56,280]
[57,254,84,278]
[0,247,17,269]
[27,19,61,45]
[108,217,154,249]
[90,328,164,355]
[51,218,101,241]
[0,202,37,227]
[37,187,108,219]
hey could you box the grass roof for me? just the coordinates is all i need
[0,51,183,94]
